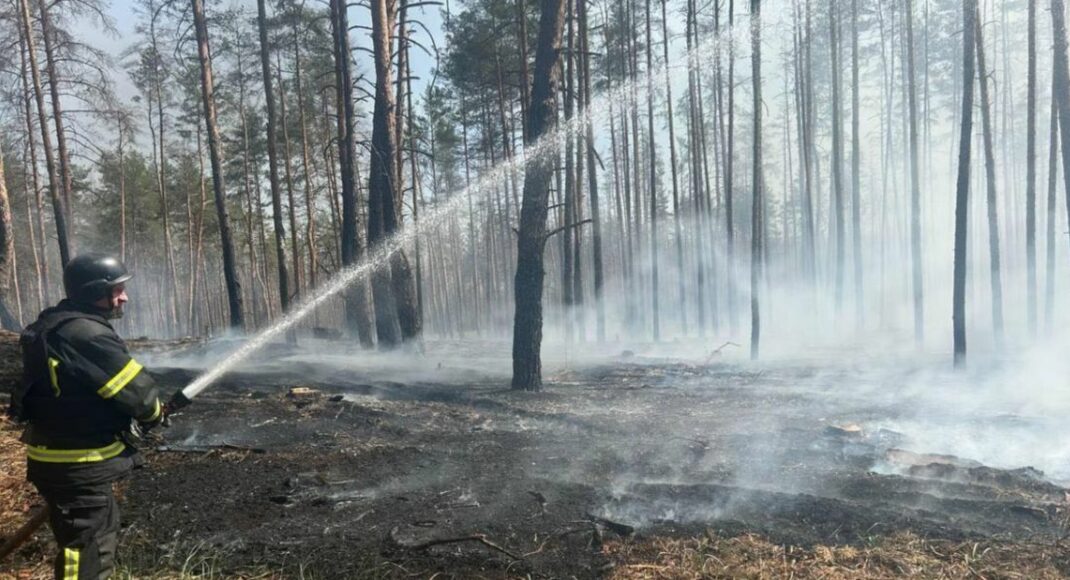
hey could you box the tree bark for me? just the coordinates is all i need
[512,0,567,391]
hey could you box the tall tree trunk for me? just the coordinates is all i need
[850,0,863,324]
[1052,0,1070,294]
[906,0,924,343]
[17,0,70,267]
[1027,0,1038,336]
[1045,97,1058,335]
[953,0,976,368]
[18,24,48,307]
[974,8,1004,342]
[645,0,660,341]
[512,0,567,391]
[292,12,318,292]
[258,0,292,317]
[750,0,763,359]
[562,0,575,341]
[580,0,605,341]
[330,0,375,346]
[192,0,245,329]
[725,0,737,334]
[149,16,179,336]
[661,0,685,336]
[37,0,74,231]
[517,0,531,138]
[830,0,846,313]
[367,0,403,346]
[278,58,303,302]
[0,144,21,331]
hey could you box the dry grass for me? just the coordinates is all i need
[605,531,1070,579]
[0,416,51,580]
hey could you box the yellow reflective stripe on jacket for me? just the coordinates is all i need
[96,359,143,399]
[26,440,125,464]
[143,398,161,422]
[48,357,61,397]
[63,548,79,580]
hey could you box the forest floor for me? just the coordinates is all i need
[3,338,1070,578]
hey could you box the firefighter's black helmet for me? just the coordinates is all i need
[63,253,133,304]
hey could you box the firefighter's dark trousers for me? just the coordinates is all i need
[34,482,120,580]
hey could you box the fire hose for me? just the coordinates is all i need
[0,390,193,563]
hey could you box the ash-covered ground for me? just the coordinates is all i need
[98,338,1070,578]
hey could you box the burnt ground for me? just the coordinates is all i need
[5,339,1070,578]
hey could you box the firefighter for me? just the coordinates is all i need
[9,253,164,579]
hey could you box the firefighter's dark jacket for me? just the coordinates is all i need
[14,299,161,468]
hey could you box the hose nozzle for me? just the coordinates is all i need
[165,390,193,414]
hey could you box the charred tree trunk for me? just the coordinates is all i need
[953,0,976,368]
[367,0,408,346]
[331,0,375,346]
[512,0,567,391]
[192,0,245,329]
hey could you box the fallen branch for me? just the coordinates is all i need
[389,527,521,560]
[156,443,266,454]
[584,513,635,537]
[704,341,741,365]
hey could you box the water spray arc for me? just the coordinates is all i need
[174,21,742,404]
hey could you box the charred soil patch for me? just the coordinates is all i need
[4,345,1070,578]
